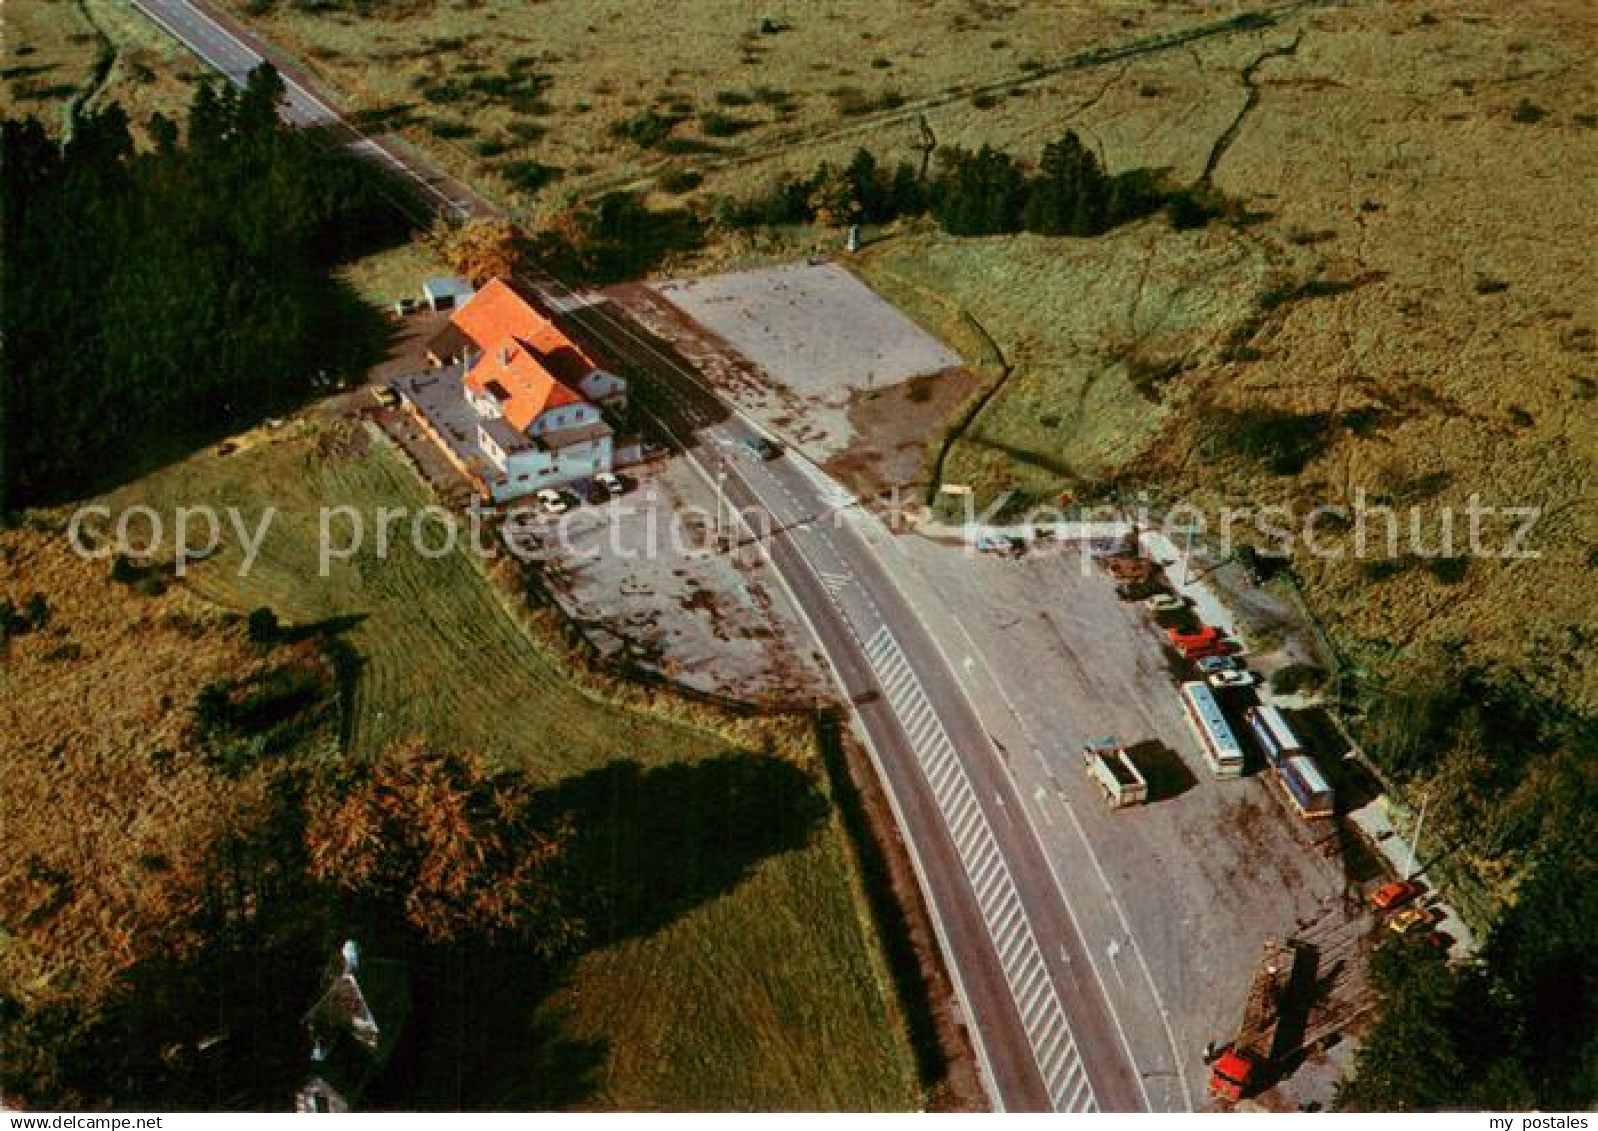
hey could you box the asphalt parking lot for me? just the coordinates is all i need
[863,525,1374,1110]
[512,454,829,707]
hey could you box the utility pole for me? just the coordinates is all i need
[1403,791,1429,880]
[715,459,730,552]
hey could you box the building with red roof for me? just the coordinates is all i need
[399,277,630,501]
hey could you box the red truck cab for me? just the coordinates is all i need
[1209,1047,1258,1102]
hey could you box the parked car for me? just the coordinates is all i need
[1208,669,1259,690]
[593,471,624,497]
[977,534,1023,555]
[1370,880,1422,911]
[536,488,569,515]
[1144,593,1185,613]
[1389,906,1436,935]
[743,436,783,460]
[1197,655,1241,674]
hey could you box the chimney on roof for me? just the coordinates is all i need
[499,344,512,367]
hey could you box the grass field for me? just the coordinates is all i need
[336,240,453,310]
[844,1,1597,711]
[81,419,919,1110]
[854,222,1273,507]
[0,522,288,1015]
[212,0,1254,218]
[2,0,208,139]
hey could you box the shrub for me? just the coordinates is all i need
[500,159,561,195]
[247,606,279,643]
[699,110,754,137]
[1210,407,1335,475]
[1510,99,1546,124]
[659,167,703,194]
[1166,188,1217,230]
[610,109,677,148]
[1426,556,1469,585]
[1270,663,1327,695]
[830,86,903,116]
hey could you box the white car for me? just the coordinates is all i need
[536,488,569,515]
[1144,593,1184,613]
[593,471,624,497]
[1208,669,1259,689]
[1197,655,1241,674]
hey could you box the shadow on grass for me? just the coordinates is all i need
[374,752,832,1109]
[17,753,829,1111]
[813,708,948,1091]
[535,753,830,946]
[366,949,607,1112]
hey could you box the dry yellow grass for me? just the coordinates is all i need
[2,0,209,139]
[213,0,1254,215]
[846,1,1596,709]
[0,524,277,1013]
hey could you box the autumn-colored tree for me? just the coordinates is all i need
[806,164,861,230]
[306,745,577,951]
[426,215,525,285]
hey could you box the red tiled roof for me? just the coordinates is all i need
[465,340,584,434]
[444,277,602,376]
[446,277,550,356]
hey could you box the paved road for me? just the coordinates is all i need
[533,294,1155,1111]
[129,0,1161,1109]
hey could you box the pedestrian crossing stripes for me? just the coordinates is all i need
[862,625,1096,1112]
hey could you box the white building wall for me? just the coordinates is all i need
[487,434,614,501]
[526,403,601,436]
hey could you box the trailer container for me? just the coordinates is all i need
[1244,705,1304,770]
[1276,754,1335,818]
[1082,738,1148,808]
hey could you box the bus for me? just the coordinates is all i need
[1179,681,1245,779]
[1244,705,1304,770]
[1277,754,1335,818]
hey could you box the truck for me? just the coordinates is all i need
[1209,939,1304,1102]
[1103,555,1155,582]
[1082,737,1148,808]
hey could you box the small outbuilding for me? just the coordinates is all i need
[422,276,476,312]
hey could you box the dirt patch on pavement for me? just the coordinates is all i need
[529,454,829,707]
[608,280,981,503]
[828,367,983,501]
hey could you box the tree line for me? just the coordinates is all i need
[0,65,405,509]
[716,132,1221,238]
[1337,660,1597,1110]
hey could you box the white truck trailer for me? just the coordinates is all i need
[1083,737,1148,808]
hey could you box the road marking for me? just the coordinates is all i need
[816,567,853,598]
[860,623,1096,1112]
